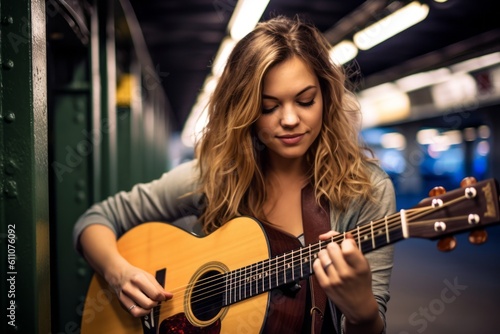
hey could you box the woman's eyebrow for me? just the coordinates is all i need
[262,85,317,100]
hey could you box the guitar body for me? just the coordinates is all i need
[81,217,272,334]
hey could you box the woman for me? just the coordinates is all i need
[74,16,395,333]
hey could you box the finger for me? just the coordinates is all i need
[121,285,158,310]
[146,272,173,299]
[120,278,165,310]
[315,248,340,282]
[339,237,367,269]
[313,258,329,285]
[318,230,340,240]
[133,273,170,303]
[326,240,347,265]
[119,293,149,317]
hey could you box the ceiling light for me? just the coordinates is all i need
[417,128,439,145]
[353,1,429,50]
[381,132,407,150]
[211,37,237,77]
[450,52,500,73]
[181,92,210,147]
[478,125,491,139]
[395,68,452,92]
[358,83,410,128]
[228,0,270,41]
[431,73,477,110]
[329,40,358,65]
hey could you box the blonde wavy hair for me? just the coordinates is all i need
[196,16,376,233]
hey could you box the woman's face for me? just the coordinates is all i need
[255,56,323,164]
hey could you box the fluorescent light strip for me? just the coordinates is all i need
[329,40,358,65]
[450,52,500,73]
[211,37,237,77]
[395,68,452,92]
[353,1,429,51]
[228,0,270,41]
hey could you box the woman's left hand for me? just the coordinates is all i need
[313,230,380,325]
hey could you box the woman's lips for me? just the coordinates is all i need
[277,134,304,145]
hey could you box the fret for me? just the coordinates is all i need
[385,216,390,243]
[280,256,285,283]
[286,253,293,283]
[256,262,261,296]
[302,246,312,278]
[283,254,288,284]
[357,225,361,249]
[248,264,253,297]
[307,247,312,277]
[233,269,238,304]
[400,209,409,238]
[250,262,257,297]
[225,271,230,306]
[235,268,241,304]
[243,265,248,300]
[274,255,279,288]
[250,263,259,297]
[267,256,271,287]
[232,269,237,304]
[299,247,303,278]
[233,267,237,303]
[370,221,375,249]
[234,266,239,302]
[261,260,266,293]
[268,258,274,290]
[253,263,257,295]
[271,256,277,286]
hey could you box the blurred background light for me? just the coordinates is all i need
[353,1,429,50]
[228,0,270,41]
[329,40,358,65]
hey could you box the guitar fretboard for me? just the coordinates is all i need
[223,216,406,306]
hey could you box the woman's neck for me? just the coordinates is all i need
[265,158,309,190]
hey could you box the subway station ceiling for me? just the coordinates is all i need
[128,0,500,132]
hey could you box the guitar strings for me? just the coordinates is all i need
[150,195,463,319]
[154,195,462,319]
[149,192,469,320]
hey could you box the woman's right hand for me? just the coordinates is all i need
[104,259,173,317]
[79,224,172,318]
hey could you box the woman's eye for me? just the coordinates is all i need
[262,105,278,114]
[298,99,315,107]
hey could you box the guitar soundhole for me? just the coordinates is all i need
[191,270,224,321]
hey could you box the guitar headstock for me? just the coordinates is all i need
[404,177,500,251]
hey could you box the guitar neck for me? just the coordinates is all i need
[223,214,405,306]
[224,178,500,306]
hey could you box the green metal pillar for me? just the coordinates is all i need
[49,59,93,333]
[98,0,118,199]
[0,0,50,333]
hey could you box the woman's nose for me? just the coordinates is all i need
[280,105,300,128]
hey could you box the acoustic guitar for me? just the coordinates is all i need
[80,178,500,333]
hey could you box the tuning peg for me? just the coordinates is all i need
[468,229,488,245]
[460,176,477,187]
[437,236,457,252]
[429,186,446,197]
